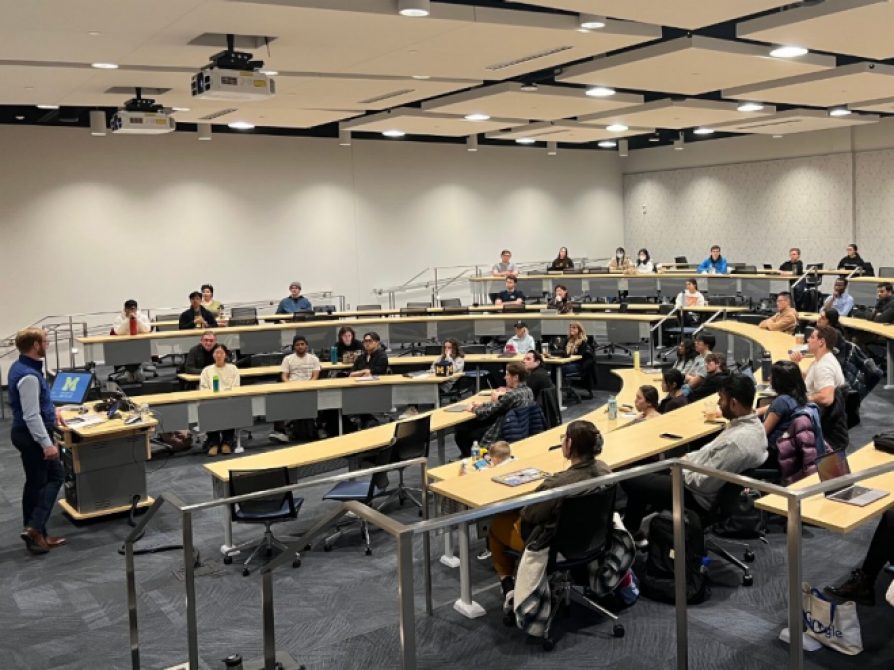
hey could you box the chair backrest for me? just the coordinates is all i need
[357,304,382,312]
[440,298,462,307]
[400,307,428,316]
[463,343,487,354]
[552,485,617,560]
[249,352,285,367]
[230,306,258,324]
[674,256,688,264]
[390,414,431,461]
[880,266,894,278]
[155,313,182,332]
[502,303,526,313]
[289,311,313,322]
[442,306,469,315]
[228,467,295,520]
[424,344,443,355]
[407,301,431,309]
[313,305,336,313]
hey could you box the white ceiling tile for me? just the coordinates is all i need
[487,121,653,143]
[578,98,776,130]
[341,108,527,137]
[711,108,880,135]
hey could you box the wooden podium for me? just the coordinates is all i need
[56,408,158,520]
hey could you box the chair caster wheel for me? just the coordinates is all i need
[265,547,274,557]
[303,544,312,552]
[292,559,301,568]
[541,638,555,651]
[418,510,424,517]
[323,544,333,552]
[223,556,233,565]
[502,612,515,627]
[365,548,372,556]
[743,550,755,563]
[613,624,625,638]
[242,568,250,577]
[742,573,754,587]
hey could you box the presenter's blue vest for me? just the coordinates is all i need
[8,355,55,435]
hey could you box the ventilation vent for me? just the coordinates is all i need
[105,87,171,95]
[357,89,415,104]
[200,108,238,120]
[487,46,574,72]
[188,33,277,49]
[733,118,806,131]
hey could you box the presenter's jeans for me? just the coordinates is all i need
[11,427,64,535]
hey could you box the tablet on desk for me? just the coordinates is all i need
[445,404,470,413]
[492,468,548,487]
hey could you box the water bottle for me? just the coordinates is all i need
[541,339,549,355]
[760,350,772,383]
[330,344,338,364]
[460,459,468,476]
[212,374,220,393]
[471,441,481,460]
[607,396,618,420]
[633,349,641,370]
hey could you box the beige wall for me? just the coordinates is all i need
[0,125,624,340]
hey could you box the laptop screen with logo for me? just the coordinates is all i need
[50,371,94,405]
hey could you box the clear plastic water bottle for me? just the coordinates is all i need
[541,339,549,355]
[471,441,481,460]
[607,395,618,420]
[330,344,338,364]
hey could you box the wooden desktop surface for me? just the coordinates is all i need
[57,406,158,439]
[755,445,894,532]
[800,312,894,339]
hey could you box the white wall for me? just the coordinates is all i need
[621,117,894,269]
[0,126,624,339]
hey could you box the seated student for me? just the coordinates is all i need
[682,333,715,396]
[200,284,223,319]
[547,284,573,314]
[608,247,634,272]
[487,420,610,597]
[276,281,313,314]
[633,385,660,422]
[825,509,894,606]
[697,245,728,274]
[112,299,151,336]
[659,368,688,414]
[852,282,894,354]
[184,330,217,375]
[179,291,218,330]
[269,335,322,443]
[454,361,534,457]
[817,307,846,345]
[621,373,767,536]
[495,275,525,305]
[688,352,730,402]
[837,243,870,274]
[522,350,554,399]
[349,331,389,377]
[334,325,363,364]
[755,360,809,470]
[672,338,699,377]
[199,344,240,456]
[505,321,535,354]
[759,291,798,334]
[549,246,574,271]
[492,249,518,277]
[779,247,804,276]
[821,278,854,317]
[430,338,465,394]
[675,279,706,308]
[790,324,844,408]
[635,248,655,274]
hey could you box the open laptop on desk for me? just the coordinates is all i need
[817,450,889,507]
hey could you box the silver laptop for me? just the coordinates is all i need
[816,450,889,507]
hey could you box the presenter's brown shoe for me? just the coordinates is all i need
[45,535,67,548]
[21,528,50,555]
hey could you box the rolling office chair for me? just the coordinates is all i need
[223,467,303,576]
[376,415,431,515]
[313,305,337,320]
[320,442,395,555]
[440,298,462,307]
[504,486,626,650]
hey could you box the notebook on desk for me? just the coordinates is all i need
[817,450,889,507]
[492,468,548,487]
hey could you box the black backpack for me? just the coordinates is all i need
[637,510,710,604]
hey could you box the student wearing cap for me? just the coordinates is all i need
[276,281,313,313]
[505,321,535,354]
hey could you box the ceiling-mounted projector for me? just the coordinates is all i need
[110,92,176,135]
[190,36,276,102]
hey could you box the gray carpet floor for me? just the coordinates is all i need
[1,388,893,669]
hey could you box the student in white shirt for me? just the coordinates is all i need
[199,344,240,456]
[790,324,844,407]
[675,279,706,308]
[270,335,322,443]
[505,321,535,354]
[112,299,152,335]
[635,248,655,273]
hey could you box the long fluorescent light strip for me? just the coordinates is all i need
[357,89,416,104]
[487,46,573,72]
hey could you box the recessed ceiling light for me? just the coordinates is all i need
[769,45,808,58]
[228,121,255,130]
[515,138,536,145]
[15,115,25,121]
[87,31,101,37]
[519,83,538,92]
[411,75,431,80]
[91,62,119,69]
[579,15,606,30]
[171,106,191,112]
[259,70,278,76]
[737,102,765,113]
[398,0,430,17]
[829,107,852,117]
[606,123,628,132]
[693,127,715,135]
[597,140,617,148]
[772,134,784,139]
[464,113,491,122]
[586,86,615,98]
[36,104,59,110]
[382,129,406,138]
[649,135,660,143]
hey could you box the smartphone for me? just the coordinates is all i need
[659,432,683,440]
[472,458,490,471]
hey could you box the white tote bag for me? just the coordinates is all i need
[886,578,894,607]
[802,583,863,655]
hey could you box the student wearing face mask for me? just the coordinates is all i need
[608,247,634,272]
[635,248,655,273]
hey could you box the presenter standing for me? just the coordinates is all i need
[8,328,66,554]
